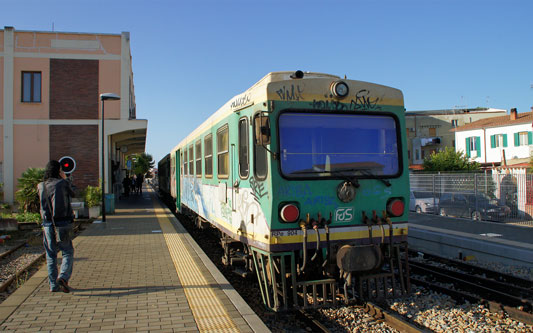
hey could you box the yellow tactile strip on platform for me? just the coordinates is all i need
[154,205,239,332]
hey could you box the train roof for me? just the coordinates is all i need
[171,71,403,153]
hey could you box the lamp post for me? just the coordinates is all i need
[99,93,120,222]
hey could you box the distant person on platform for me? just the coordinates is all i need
[136,173,144,195]
[122,176,131,197]
[38,160,74,293]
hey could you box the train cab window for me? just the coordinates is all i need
[238,117,249,178]
[195,140,202,177]
[278,113,400,178]
[217,125,229,178]
[204,134,213,178]
[184,150,188,175]
[253,114,268,180]
[188,145,194,176]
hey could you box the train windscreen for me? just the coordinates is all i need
[278,112,400,179]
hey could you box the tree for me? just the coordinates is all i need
[132,152,155,176]
[423,147,481,172]
[15,167,45,213]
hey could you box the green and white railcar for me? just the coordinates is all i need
[167,71,410,310]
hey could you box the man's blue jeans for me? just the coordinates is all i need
[43,225,74,291]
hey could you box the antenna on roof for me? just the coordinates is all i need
[52,22,54,31]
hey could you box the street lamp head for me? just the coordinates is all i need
[100,93,121,101]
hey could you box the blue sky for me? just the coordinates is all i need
[2,0,532,163]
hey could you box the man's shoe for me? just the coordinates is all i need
[57,278,70,293]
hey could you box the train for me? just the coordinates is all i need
[158,71,410,310]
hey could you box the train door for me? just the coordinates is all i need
[216,125,230,208]
[231,143,236,211]
[175,149,181,211]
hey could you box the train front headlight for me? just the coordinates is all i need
[331,81,349,98]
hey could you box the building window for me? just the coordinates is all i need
[451,119,458,127]
[204,134,213,178]
[465,136,481,158]
[490,134,507,148]
[514,131,532,146]
[429,128,436,136]
[217,125,229,178]
[238,118,249,178]
[22,71,41,103]
[195,140,202,177]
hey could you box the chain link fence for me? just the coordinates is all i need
[410,172,533,225]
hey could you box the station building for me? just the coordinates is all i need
[0,26,147,204]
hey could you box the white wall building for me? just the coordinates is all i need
[453,109,533,165]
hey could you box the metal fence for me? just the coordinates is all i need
[409,172,533,225]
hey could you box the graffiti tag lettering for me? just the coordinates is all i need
[351,90,381,111]
[250,177,268,202]
[276,85,304,101]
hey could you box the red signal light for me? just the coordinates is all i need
[59,156,76,174]
[280,204,300,223]
[387,198,405,217]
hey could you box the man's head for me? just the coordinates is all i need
[44,160,62,180]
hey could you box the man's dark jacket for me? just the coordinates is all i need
[38,178,75,227]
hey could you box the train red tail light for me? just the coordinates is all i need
[280,203,300,223]
[386,198,405,217]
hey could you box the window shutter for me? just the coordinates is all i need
[475,137,481,158]
[490,135,496,148]
[503,134,508,147]
[529,132,533,145]
[514,133,520,146]
[465,138,471,158]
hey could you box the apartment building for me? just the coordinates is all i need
[453,109,533,165]
[0,26,147,203]
[406,107,507,165]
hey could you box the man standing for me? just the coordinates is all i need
[38,160,75,293]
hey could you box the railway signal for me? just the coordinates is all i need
[59,156,76,174]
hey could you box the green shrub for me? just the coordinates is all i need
[84,185,102,208]
[15,168,45,213]
[15,212,41,223]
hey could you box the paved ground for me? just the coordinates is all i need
[0,187,268,332]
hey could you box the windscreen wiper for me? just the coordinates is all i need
[294,167,392,187]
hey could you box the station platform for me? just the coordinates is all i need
[408,212,533,268]
[0,187,269,332]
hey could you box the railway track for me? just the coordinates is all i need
[408,251,533,325]
[0,223,84,299]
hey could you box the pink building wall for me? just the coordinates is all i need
[0,57,3,120]
[13,125,49,189]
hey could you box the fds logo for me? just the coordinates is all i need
[335,207,354,222]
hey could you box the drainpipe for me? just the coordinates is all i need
[483,128,487,164]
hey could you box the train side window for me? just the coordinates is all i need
[195,140,202,177]
[217,125,229,179]
[238,117,249,179]
[184,149,188,175]
[188,145,194,176]
[180,151,183,175]
[204,134,213,178]
[253,114,268,180]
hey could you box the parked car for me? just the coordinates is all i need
[409,191,439,214]
[438,193,510,221]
